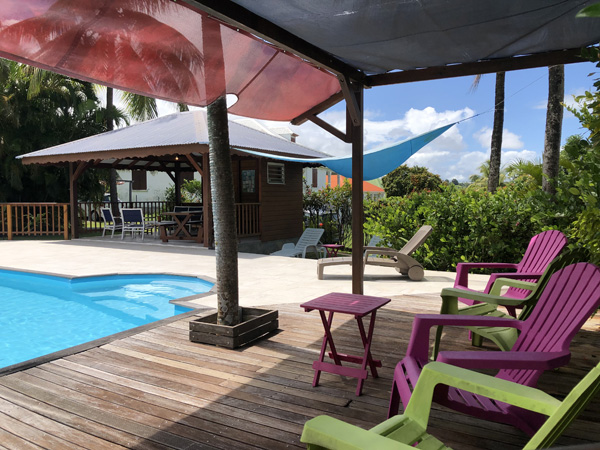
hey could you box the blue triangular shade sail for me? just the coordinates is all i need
[236,123,455,180]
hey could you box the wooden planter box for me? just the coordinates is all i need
[189,308,278,349]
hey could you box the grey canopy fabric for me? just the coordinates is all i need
[228,0,600,75]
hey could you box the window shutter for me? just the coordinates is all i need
[267,163,285,185]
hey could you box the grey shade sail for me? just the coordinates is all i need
[226,0,600,75]
[17,110,330,168]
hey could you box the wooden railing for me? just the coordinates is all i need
[236,203,260,237]
[79,201,261,238]
[79,201,174,232]
[1,203,69,240]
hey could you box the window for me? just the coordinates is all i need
[131,170,147,190]
[267,162,285,185]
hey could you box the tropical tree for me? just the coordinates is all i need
[542,65,565,196]
[208,95,239,326]
[0,61,111,202]
[488,72,506,193]
[472,72,505,193]
[382,165,442,197]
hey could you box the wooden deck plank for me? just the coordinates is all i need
[0,294,598,449]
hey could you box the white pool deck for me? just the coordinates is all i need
[0,237,488,309]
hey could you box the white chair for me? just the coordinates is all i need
[271,228,325,258]
[100,207,122,238]
[317,226,433,281]
[120,208,155,240]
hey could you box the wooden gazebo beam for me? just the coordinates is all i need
[367,49,586,87]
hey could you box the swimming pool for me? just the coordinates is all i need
[0,269,213,371]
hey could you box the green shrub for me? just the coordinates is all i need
[365,182,542,272]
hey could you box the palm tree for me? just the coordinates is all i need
[542,65,564,196]
[207,95,239,326]
[471,72,506,193]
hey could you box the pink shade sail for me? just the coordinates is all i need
[0,0,340,121]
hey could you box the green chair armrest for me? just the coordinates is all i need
[404,362,561,426]
[440,288,530,307]
[489,277,538,296]
[301,415,412,450]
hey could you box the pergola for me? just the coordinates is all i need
[1,1,599,294]
[17,109,329,243]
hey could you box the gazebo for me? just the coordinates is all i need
[1,1,599,293]
[17,110,331,247]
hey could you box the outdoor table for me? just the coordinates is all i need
[300,292,391,396]
[322,244,344,257]
[160,211,203,243]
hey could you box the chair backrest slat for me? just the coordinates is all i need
[505,230,567,299]
[296,228,324,251]
[500,263,600,386]
[525,362,600,449]
[399,225,433,256]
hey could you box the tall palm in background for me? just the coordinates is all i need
[542,65,565,196]
[472,72,505,193]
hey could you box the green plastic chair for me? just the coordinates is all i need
[301,361,600,450]
[434,249,587,356]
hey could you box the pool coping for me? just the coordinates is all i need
[0,267,218,377]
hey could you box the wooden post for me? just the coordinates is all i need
[202,152,213,247]
[350,84,364,295]
[63,204,69,240]
[6,205,12,240]
[174,162,182,204]
[69,162,79,239]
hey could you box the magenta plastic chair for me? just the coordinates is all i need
[389,262,600,436]
[454,230,567,315]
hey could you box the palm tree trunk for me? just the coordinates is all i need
[208,95,240,326]
[542,65,564,196]
[488,72,505,193]
[106,87,119,213]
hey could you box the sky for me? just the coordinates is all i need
[152,61,598,183]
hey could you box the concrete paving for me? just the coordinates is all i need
[0,237,489,309]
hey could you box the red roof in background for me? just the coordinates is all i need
[328,174,384,193]
[0,0,340,121]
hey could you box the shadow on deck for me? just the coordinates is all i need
[0,293,598,449]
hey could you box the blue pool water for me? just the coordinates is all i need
[0,270,213,369]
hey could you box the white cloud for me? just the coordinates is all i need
[474,127,524,150]
[502,149,539,166]
[446,151,489,182]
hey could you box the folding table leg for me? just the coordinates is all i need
[356,312,380,378]
[356,310,379,396]
[313,311,341,387]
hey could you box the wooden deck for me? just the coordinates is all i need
[0,293,598,450]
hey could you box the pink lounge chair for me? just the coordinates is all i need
[454,229,567,316]
[389,262,600,436]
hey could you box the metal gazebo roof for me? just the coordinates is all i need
[17,110,331,170]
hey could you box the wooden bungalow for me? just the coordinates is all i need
[17,110,330,249]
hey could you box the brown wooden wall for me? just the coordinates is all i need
[259,159,303,242]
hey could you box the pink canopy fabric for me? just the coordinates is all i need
[0,0,340,121]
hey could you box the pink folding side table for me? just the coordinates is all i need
[300,292,391,396]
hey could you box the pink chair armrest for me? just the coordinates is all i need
[437,350,571,371]
[455,262,519,290]
[406,314,525,362]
